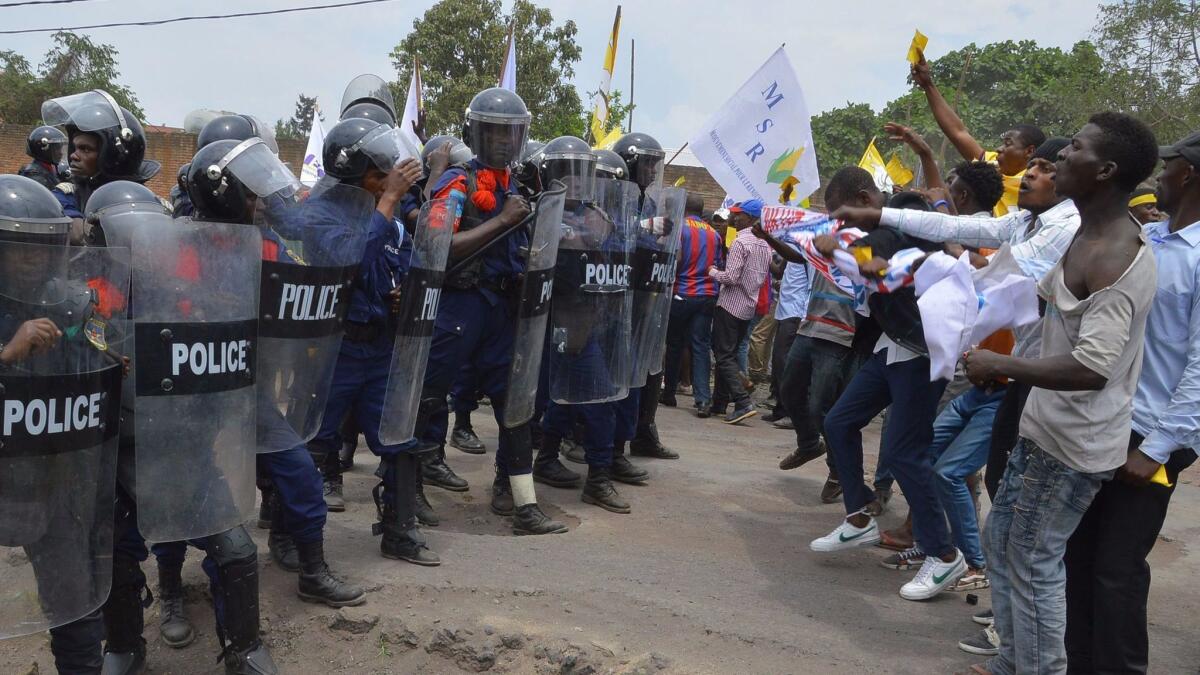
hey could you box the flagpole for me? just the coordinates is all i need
[665,142,688,166]
[628,38,635,132]
[414,55,423,113]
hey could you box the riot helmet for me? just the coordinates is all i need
[323,118,418,183]
[539,136,597,202]
[26,126,68,165]
[196,114,278,153]
[340,74,397,124]
[515,139,546,192]
[593,149,629,181]
[341,102,394,126]
[176,162,191,193]
[0,175,72,303]
[612,132,665,190]
[462,87,530,169]
[84,180,169,247]
[40,90,160,183]
[421,135,473,173]
[187,138,298,223]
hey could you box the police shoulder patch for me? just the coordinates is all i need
[84,316,108,351]
[55,182,75,194]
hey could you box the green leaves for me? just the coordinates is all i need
[1,32,142,125]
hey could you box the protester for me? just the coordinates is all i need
[1128,185,1163,225]
[961,112,1159,674]
[762,252,807,426]
[708,199,772,424]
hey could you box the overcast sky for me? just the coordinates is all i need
[3,0,1102,147]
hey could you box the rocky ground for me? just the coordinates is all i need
[4,397,1198,674]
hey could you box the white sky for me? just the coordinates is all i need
[2,0,1102,147]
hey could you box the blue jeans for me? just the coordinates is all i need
[823,350,951,557]
[737,314,761,373]
[663,296,715,407]
[930,386,1004,568]
[985,438,1112,675]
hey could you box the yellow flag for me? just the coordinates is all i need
[593,125,624,150]
[673,175,686,187]
[907,29,928,65]
[885,152,914,187]
[589,6,622,143]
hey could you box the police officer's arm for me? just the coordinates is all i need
[448,194,530,260]
[0,319,62,366]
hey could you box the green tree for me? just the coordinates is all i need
[274,93,321,141]
[390,0,583,141]
[0,32,142,124]
[810,103,879,179]
[582,89,634,143]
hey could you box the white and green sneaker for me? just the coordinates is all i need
[899,549,967,601]
[810,516,880,552]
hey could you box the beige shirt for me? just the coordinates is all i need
[1020,231,1157,474]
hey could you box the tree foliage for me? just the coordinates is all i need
[390,0,583,142]
[274,94,321,140]
[0,32,142,125]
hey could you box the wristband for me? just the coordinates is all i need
[932,199,950,210]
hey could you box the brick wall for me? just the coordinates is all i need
[0,123,306,197]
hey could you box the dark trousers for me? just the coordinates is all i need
[824,350,952,557]
[1064,431,1196,674]
[769,317,801,414]
[663,296,716,407]
[711,306,752,408]
[779,334,855,456]
[985,381,1031,500]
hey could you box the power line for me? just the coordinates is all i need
[0,0,398,34]
[0,0,107,7]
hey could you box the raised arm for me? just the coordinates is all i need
[911,55,985,163]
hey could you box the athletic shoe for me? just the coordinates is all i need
[880,546,926,570]
[958,625,1000,656]
[810,516,880,552]
[724,403,757,425]
[899,549,967,601]
[950,567,990,592]
[972,608,994,626]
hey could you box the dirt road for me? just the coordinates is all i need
[4,402,1198,673]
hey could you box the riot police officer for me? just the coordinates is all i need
[303,118,440,565]
[420,87,567,536]
[40,89,161,245]
[18,125,68,190]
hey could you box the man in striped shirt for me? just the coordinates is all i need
[708,199,772,424]
[663,193,724,413]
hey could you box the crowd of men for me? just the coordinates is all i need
[1,46,1196,675]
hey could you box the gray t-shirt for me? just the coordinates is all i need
[797,272,857,348]
[1020,232,1157,473]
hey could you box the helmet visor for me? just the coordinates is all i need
[222,139,299,199]
[467,119,529,169]
[41,91,125,133]
[631,148,666,190]
[541,155,597,202]
[340,74,397,119]
[360,125,421,172]
[0,240,69,305]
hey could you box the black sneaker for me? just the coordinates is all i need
[958,626,1000,656]
[658,392,677,407]
[761,411,784,423]
[819,476,842,504]
[724,403,757,425]
[695,405,711,419]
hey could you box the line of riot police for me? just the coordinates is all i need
[0,75,686,675]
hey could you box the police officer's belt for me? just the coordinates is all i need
[479,276,518,296]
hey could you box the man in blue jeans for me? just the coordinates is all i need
[962,112,1160,674]
[662,193,724,414]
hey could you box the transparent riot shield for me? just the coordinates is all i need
[0,243,128,638]
[378,198,457,445]
[131,218,261,542]
[256,183,374,452]
[502,185,567,428]
[547,179,638,404]
[625,186,686,387]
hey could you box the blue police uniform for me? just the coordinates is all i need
[421,160,531,477]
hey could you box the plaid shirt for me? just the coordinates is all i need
[709,227,772,320]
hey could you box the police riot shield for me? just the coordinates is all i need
[625,186,686,387]
[378,198,457,445]
[131,218,261,542]
[0,243,128,638]
[256,183,374,453]
[502,185,567,428]
[547,180,638,405]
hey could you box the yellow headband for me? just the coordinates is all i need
[1129,193,1157,208]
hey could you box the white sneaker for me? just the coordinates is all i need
[810,516,880,552]
[899,549,967,601]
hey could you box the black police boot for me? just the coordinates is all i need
[157,560,195,649]
[581,465,631,514]
[256,487,273,530]
[561,436,587,464]
[215,555,278,675]
[414,469,439,527]
[490,472,515,517]
[374,456,440,567]
[102,555,149,675]
[533,432,582,488]
[296,540,366,608]
[630,421,680,460]
[266,498,299,573]
[512,503,569,536]
[420,445,469,492]
[611,441,650,485]
[449,410,486,454]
